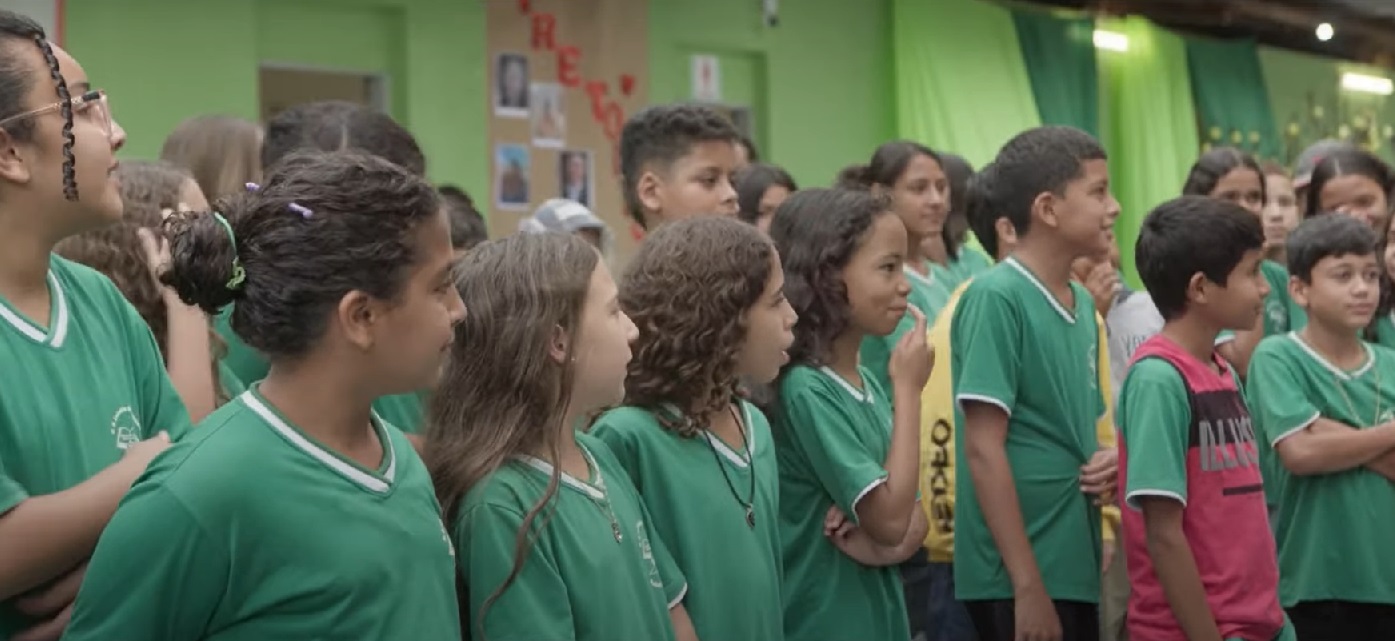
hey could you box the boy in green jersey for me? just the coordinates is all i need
[951,127,1119,641]
[63,153,466,641]
[0,13,189,640]
[1246,214,1395,640]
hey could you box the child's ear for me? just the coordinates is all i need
[1186,271,1210,306]
[549,324,571,365]
[1289,274,1310,309]
[1032,190,1059,230]
[0,129,33,185]
[636,169,664,221]
[337,290,380,351]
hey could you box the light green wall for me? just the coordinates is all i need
[1260,46,1395,163]
[63,0,488,198]
[648,0,894,187]
[62,0,891,200]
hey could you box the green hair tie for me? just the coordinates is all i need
[210,212,247,291]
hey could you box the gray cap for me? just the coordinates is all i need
[519,199,607,234]
[1292,139,1357,189]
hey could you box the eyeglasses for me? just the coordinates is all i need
[0,89,113,136]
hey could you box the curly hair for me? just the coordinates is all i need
[54,214,168,355]
[117,160,192,222]
[619,217,774,436]
[768,188,892,367]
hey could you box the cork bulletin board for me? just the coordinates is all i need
[486,0,649,259]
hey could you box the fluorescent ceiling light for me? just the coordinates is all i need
[1316,23,1334,42]
[1093,30,1128,52]
[1341,72,1393,96]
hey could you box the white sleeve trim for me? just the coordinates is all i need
[668,582,688,609]
[1214,333,1237,346]
[955,394,1012,417]
[848,475,889,525]
[1270,411,1321,446]
[1124,489,1186,511]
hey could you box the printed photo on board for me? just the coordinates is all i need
[494,53,530,117]
[530,83,566,148]
[495,143,531,210]
[558,150,592,208]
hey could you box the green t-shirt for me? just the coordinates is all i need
[1246,333,1395,607]
[62,388,459,641]
[950,257,1105,602]
[214,304,270,386]
[1217,260,1307,346]
[859,261,951,397]
[773,365,909,641]
[0,256,192,640]
[1369,312,1395,350]
[372,392,427,434]
[944,247,994,291]
[454,432,686,641]
[591,402,782,641]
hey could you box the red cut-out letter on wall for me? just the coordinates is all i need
[558,45,582,87]
[531,13,556,51]
[585,80,609,121]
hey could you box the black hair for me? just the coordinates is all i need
[1286,213,1378,283]
[738,133,760,164]
[261,101,427,177]
[1304,148,1395,220]
[835,140,940,192]
[0,11,76,200]
[734,163,797,226]
[162,151,442,361]
[1182,146,1266,205]
[964,162,1002,260]
[992,126,1107,236]
[768,188,891,367]
[939,152,975,260]
[1135,195,1265,321]
[619,103,741,227]
[438,184,487,251]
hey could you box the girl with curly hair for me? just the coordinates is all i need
[59,160,232,420]
[767,188,933,641]
[589,216,796,641]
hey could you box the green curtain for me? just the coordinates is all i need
[892,0,1041,168]
[1186,37,1281,160]
[1099,16,1200,288]
[1012,9,1099,137]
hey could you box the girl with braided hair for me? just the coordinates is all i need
[0,10,190,640]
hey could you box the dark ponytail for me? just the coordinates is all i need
[162,150,442,362]
[836,164,874,190]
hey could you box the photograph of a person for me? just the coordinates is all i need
[494,53,530,117]
[494,143,531,210]
[558,150,592,208]
[530,83,566,148]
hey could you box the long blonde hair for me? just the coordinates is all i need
[160,115,262,202]
[425,231,598,633]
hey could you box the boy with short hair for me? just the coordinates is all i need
[951,126,1120,641]
[1118,196,1290,641]
[1245,214,1395,641]
[619,104,741,231]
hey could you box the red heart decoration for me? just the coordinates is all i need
[518,0,531,13]
[619,74,636,97]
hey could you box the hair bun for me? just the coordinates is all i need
[160,209,243,314]
[835,164,874,190]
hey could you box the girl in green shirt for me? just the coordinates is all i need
[427,232,696,641]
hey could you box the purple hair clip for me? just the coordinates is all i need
[287,203,314,219]
[244,182,260,192]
